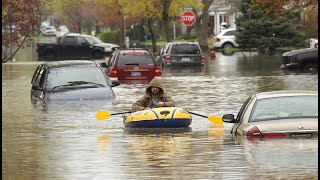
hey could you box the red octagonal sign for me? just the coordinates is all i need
[181,11,196,26]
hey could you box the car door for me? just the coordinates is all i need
[76,36,91,59]
[60,36,78,59]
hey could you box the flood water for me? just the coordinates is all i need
[2,50,318,179]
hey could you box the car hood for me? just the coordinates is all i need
[93,43,119,48]
[252,118,318,132]
[46,88,115,101]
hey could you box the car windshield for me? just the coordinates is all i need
[84,36,103,44]
[117,54,154,66]
[46,66,108,90]
[250,95,318,122]
[170,44,201,54]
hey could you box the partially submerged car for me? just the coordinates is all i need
[281,48,318,72]
[31,60,120,102]
[222,90,318,139]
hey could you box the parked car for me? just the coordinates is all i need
[281,48,318,72]
[213,28,239,50]
[82,35,120,55]
[222,90,318,139]
[158,42,205,66]
[100,48,161,82]
[309,38,318,48]
[36,33,119,61]
[41,26,56,36]
[30,60,120,102]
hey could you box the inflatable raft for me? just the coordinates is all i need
[123,107,192,128]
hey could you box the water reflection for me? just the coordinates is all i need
[2,50,318,179]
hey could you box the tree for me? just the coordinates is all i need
[2,0,52,63]
[194,0,213,53]
[235,0,305,53]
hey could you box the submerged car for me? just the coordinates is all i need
[101,48,161,82]
[31,60,120,102]
[159,42,205,66]
[281,48,318,72]
[222,90,318,139]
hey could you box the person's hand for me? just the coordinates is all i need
[144,107,151,110]
[157,101,165,107]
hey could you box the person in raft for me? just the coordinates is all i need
[132,78,175,112]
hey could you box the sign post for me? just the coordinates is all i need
[181,8,196,26]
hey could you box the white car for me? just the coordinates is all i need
[56,25,70,38]
[213,28,239,49]
[42,26,56,36]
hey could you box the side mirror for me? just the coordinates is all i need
[100,62,108,68]
[222,114,236,123]
[111,80,120,87]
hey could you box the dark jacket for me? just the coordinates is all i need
[132,78,175,112]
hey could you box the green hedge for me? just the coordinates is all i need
[98,31,118,44]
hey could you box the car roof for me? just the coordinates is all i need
[254,90,317,100]
[282,48,318,56]
[43,60,98,68]
[118,49,151,55]
[169,41,199,45]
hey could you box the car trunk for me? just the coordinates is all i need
[117,65,155,80]
[169,54,202,63]
[252,118,318,137]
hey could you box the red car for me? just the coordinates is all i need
[101,48,161,82]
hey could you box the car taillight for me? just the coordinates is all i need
[247,127,285,140]
[215,38,220,42]
[247,127,262,137]
[108,66,117,78]
[262,133,285,139]
[165,56,171,62]
[200,55,205,62]
[155,66,161,76]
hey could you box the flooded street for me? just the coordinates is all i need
[2,51,318,179]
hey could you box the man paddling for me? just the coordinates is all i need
[132,78,175,112]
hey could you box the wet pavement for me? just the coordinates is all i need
[2,50,318,179]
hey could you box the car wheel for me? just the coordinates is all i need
[222,43,234,49]
[45,51,56,61]
[303,63,318,72]
[93,51,104,59]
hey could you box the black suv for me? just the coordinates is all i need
[158,42,205,66]
[281,48,318,72]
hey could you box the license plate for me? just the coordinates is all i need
[182,58,190,62]
[131,72,141,77]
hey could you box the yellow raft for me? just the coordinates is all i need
[123,107,192,128]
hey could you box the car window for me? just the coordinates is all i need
[250,95,318,122]
[77,37,87,45]
[62,36,76,44]
[116,54,154,66]
[46,66,108,89]
[223,30,238,36]
[170,44,201,54]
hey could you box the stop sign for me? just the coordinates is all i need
[181,11,196,26]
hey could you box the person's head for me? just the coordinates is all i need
[146,78,163,96]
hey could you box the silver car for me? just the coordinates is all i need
[222,90,318,139]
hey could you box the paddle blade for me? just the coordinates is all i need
[96,111,111,120]
[208,116,223,124]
